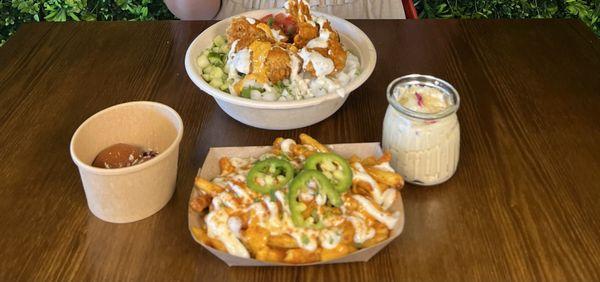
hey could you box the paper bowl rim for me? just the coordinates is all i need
[69,101,184,176]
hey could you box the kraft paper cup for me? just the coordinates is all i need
[70,101,184,223]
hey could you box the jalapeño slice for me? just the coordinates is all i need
[304,153,353,193]
[288,170,342,228]
[246,158,294,194]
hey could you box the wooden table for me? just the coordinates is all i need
[1,19,599,281]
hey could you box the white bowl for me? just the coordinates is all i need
[184,9,377,130]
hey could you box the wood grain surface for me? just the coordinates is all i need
[0,19,599,281]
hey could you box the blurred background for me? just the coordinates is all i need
[1,0,598,46]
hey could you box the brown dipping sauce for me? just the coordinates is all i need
[92,143,158,169]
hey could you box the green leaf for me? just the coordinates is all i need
[68,11,79,21]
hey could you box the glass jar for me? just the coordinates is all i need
[382,74,461,186]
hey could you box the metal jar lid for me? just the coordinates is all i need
[386,74,460,120]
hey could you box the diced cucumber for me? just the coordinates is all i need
[202,74,212,81]
[219,81,229,91]
[240,87,264,99]
[240,88,251,98]
[208,52,223,67]
[202,50,210,56]
[212,46,221,53]
[209,79,223,88]
[213,35,226,47]
[197,55,209,69]
[203,65,213,74]
[211,67,224,79]
[219,44,229,54]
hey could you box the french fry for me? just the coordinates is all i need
[194,177,224,196]
[321,244,357,261]
[362,222,389,248]
[191,227,210,244]
[243,225,270,255]
[229,210,250,229]
[342,194,360,211]
[358,152,393,167]
[290,143,316,158]
[272,137,285,149]
[255,247,286,262]
[299,133,329,152]
[351,181,372,198]
[360,156,378,167]
[348,155,361,164]
[190,194,212,213]
[219,157,236,175]
[301,201,316,218]
[340,221,355,245]
[208,237,228,252]
[364,167,404,189]
[283,248,321,264]
[378,152,392,163]
[193,227,227,252]
[267,234,298,249]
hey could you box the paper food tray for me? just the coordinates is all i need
[188,142,405,266]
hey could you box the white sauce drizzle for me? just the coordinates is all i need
[227,181,252,203]
[298,48,334,77]
[381,189,397,211]
[319,228,342,249]
[315,194,326,206]
[231,48,251,74]
[280,138,296,154]
[306,17,331,49]
[211,192,240,210]
[373,162,395,172]
[352,195,400,229]
[205,209,250,258]
[299,190,315,202]
[229,157,252,168]
[290,229,319,251]
[263,198,282,229]
[228,216,242,238]
[271,29,287,42]
[352,163,384,205]
[346,214,375,243]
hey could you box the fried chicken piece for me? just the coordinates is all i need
[269,24,289,42]
[318,20,347,72]
[327,39,347,72]
[227,17,273,51]
[302,45,346,77]
[298,18,347,76]
[265,47,292,83]
[293,22,319,48]
[321,20,339,42]
[286,0,318,48]
[286,0,312,22]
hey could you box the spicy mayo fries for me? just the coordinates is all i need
[190,134,404,264]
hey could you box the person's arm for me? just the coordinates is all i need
[164,0,221,20]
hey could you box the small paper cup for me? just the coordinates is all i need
[70,101,184,223]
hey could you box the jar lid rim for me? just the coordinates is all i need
[386,74,460,120]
